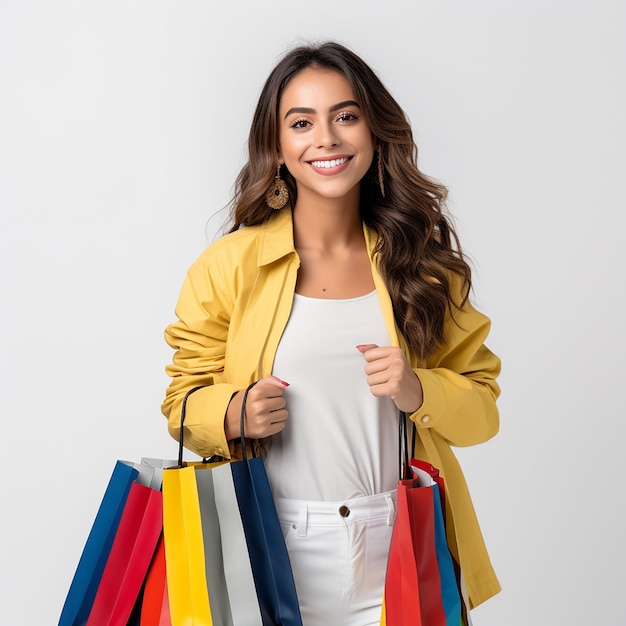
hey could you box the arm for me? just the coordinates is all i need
[410,302,501,447]
[161,262,240,459]
[359,301,500,448]
[162,255,293,459]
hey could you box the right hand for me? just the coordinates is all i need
[225,375,289,440]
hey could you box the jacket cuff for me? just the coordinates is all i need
[178,383,240,459]
[408,368,447,429]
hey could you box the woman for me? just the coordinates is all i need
[162,41,501,625]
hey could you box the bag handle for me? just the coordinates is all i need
[177,385,206,467]
[398,411,407,480]
[240,381,258,460]
[177,381,259,467]
[398,411,419,480]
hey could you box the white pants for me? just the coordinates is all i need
[274,490,396,626]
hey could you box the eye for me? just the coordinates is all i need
[290,118,310,129]
[336,112,359,123]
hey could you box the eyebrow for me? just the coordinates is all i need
[283,100,360,120]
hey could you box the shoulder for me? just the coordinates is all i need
[173,225,268,310]
[185,210,296,293]
[196,223,265,264]
[186,222,269,286]
[194,209,294,270]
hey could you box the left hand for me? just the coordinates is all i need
[356,344,424,413]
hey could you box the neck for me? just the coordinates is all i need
[292,188,363,251]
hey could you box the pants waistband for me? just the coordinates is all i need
[274,489,397,533]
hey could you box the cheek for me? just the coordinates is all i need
[355,132,375,155]
[280,138,307,164]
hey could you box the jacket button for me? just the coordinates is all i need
[420,415,431,424]
[339,505,350,517]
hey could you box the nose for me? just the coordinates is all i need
[314,121,339,149]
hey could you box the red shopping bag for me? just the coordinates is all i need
[384,476,446,626]
[140,535,171,626]
[86,480,163,625]
[382,414,458,626]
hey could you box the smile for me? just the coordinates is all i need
[308,157,351,169]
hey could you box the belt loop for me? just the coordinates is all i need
[297,503,308,537]
[385,493,395,526]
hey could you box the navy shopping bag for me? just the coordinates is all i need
[230,382,303,626]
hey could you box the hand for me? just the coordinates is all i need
[225,376,289,440]
[356,344,423,413]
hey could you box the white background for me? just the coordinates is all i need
[1,1,625,624]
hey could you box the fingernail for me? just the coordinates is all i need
[280,380,290,387]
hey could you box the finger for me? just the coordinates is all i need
[365,353,408,377]
[356,343,378,354]
[246,405,288,438]
[268,408,288,425]
[363,358,391,375]
[246,395,286,419]
[365,370,391,387]
[259,375,290,389]
[265,396,287,413]
[251,377,290,401]
[367,383,389,398]
[358,345,399,364]
[265,419,287,437]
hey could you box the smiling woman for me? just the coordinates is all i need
[161,41,501,625]
[277,69,375,207]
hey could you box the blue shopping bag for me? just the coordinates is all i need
[58,461,138,626]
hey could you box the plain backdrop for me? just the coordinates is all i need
[1,1,625,624]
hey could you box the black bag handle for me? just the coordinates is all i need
[398,410,418,481]
[177,385,205,467]
[177,382,258,467]
[239,381,258,460]
[399,411,408,480]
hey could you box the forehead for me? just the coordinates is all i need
[279,68,357,114]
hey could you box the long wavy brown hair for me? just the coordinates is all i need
[229,41,472,360]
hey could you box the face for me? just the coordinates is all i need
[277,67,375,205]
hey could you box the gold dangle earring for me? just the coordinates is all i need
[377,146,385,198]
[265,164,289,210]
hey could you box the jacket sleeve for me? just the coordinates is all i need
[161,258,240,460]
[408,299,501,447]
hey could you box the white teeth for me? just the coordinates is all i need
[310,157,349,168]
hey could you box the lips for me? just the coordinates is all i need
[306,156,353,175]
[309,157,350,168]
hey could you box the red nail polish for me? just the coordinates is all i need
[280,380,290,387]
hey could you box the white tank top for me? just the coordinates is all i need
[266,291,399,501]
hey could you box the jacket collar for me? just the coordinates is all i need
[257,207,297,267]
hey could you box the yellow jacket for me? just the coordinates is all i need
[162,207,502,608]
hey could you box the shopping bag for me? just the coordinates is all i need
[230,441,302,625]
[161,382,251,626]
[140,535,172,626]
[381,414,465,626]
[409,463,470,626]
[59,457,174,626]
[229,383,302,625]
[59,459,163,626]
[384,476,448,625]
[410,459,445,516]
[409,429,471,624]
[163,382,302,626]
[86,478,163,625]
